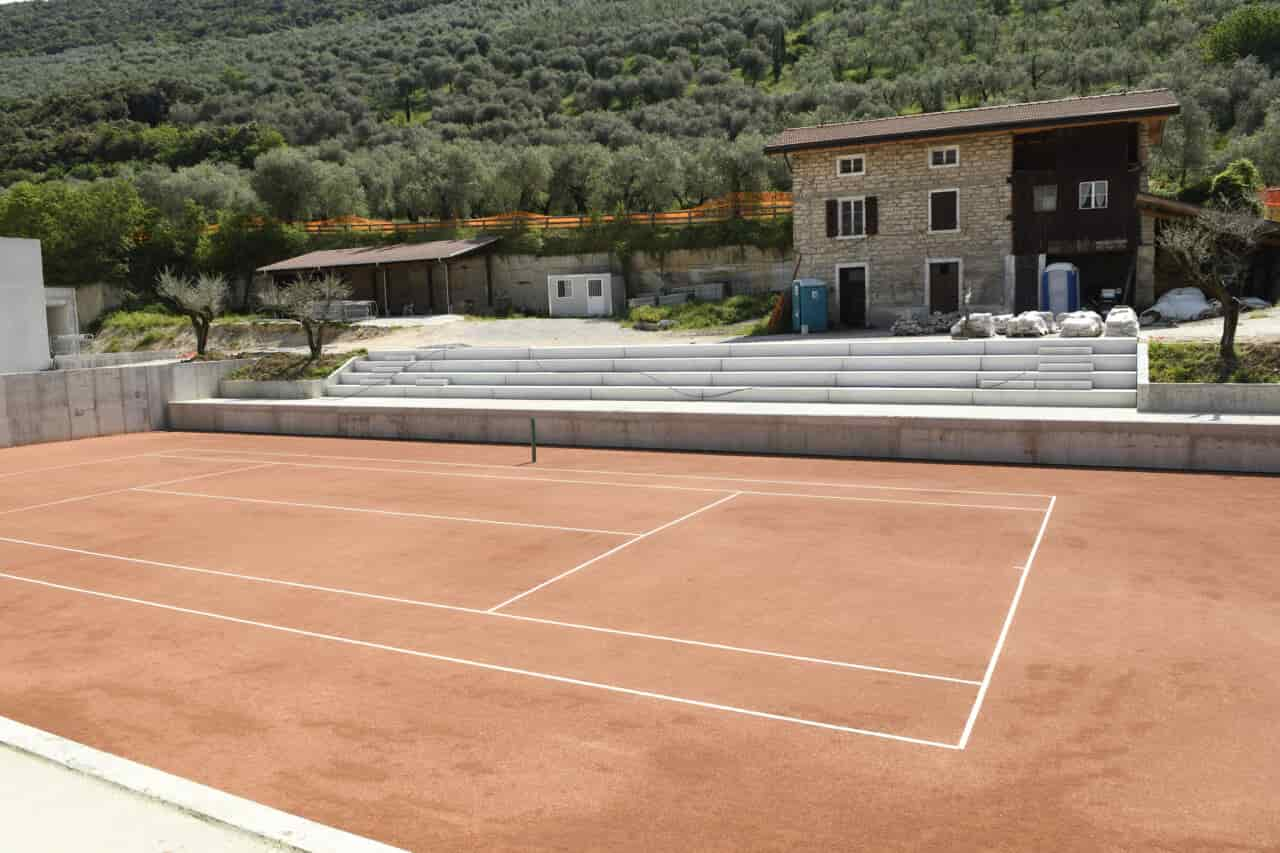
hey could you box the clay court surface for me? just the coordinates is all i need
[0,432,1278,850]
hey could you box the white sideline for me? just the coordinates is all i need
[150,454,1040,512]
[0,533,980,686]
[0,452,158,480]
[486,492,744,612]
[0,716,405,853]
[133,488,642,537]
[0,570,962,750]
[160,447,1054,500]
[955,495,1058,750]
[0,462,277,517]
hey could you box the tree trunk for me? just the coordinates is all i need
[1219,297,1240,377]
[194,317,210,356]
[310,322,325,360]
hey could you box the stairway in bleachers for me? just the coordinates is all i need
[326,338,1139,408]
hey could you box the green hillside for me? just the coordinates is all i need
[0,0,1277,287]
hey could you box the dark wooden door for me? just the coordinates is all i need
[839,266,867,328]
[929,262,959,313]
[1015,255,1040,313]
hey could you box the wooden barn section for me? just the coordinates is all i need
[256,237,500,317]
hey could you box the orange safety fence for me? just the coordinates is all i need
[1264,188,1280,223]
[296,193,793,235]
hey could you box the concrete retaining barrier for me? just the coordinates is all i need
[54,350,181,369]
[168,397,1280,474]
[0,359,252,449]
[1137,340,1280,414]
[219,379,326,400]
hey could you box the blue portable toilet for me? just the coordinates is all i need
[791,279,829,334]
[1040,262,1080,314]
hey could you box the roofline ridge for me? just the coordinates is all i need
[774,88,1176,135]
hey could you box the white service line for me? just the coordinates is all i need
[0,533,979,686]
[955,495,1058,750]
[487,492,743,613]
[151,454,1040,512]
[133,487,642,537]
[0,569,961,750]
[0,452,158,480]
[164,447,1055,500]
[0,463,277,517]
[150,454,736,496]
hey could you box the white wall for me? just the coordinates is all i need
[0,238,51,373]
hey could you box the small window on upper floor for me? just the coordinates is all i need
[929,146,959,168]
[1033,184,1058,213]
[836,154,866,177]
[1079,180,1109,210]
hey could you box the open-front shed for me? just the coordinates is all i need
[256,237,501,317]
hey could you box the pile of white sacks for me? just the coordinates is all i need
[948,306,1139,339]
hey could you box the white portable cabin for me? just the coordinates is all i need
[547,273,622,317]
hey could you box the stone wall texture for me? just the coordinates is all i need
[790,132,1015,328]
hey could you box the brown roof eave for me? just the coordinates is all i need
[764,105,1181,155]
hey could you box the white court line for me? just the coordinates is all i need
[0,570,961,749]
[0,533,979,686]
[151,454,1039,512]
[487,492,743,613]
[133,488,642,537]
[955,495,1058,750]
[164,447,1055,500]
[0,452,158,480]
[0,463,277,517]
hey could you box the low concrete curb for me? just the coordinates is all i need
[1138,340,1280,414]
[0,716,406,853]
[220,378,327,399]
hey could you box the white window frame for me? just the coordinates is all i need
[834,262,871,329]
[1079,179,1109,210]
[927,188,960,234]
[555,279,573,299]
[835,153,866,177]
[836,195,868,240]
[924,257,965,312]
[587,278,604,298]
[928,145,960,169]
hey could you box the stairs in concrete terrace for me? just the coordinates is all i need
[325,338,1139,407]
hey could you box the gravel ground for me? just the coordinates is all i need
[1142,309,1280,342]
[329,316,759,351]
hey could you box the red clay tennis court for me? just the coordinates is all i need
[2,432,1278,850]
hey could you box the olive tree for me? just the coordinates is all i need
[155,267,229,356]
[1159,208,1273,372]
[262,271,353,360]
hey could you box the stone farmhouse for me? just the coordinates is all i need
[766,89,1181,329]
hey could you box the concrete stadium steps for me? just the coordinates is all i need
[332,337,1139,408]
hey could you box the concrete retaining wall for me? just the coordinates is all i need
[219,379,326,400]
[168,398,1280,474]
[54,351,181,369]
[1137,340,1280,414]
[0,360,252,449]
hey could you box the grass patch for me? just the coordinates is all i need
[97,307,186,335]
[1147,341,1280,383]
[626,293,778,330]
[226,350,364,381]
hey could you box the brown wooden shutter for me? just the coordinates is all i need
[865,196,878,235]
[825,199,838,238]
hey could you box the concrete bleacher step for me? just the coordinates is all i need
[325,382,1137,407]
[330,337,1140,409]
